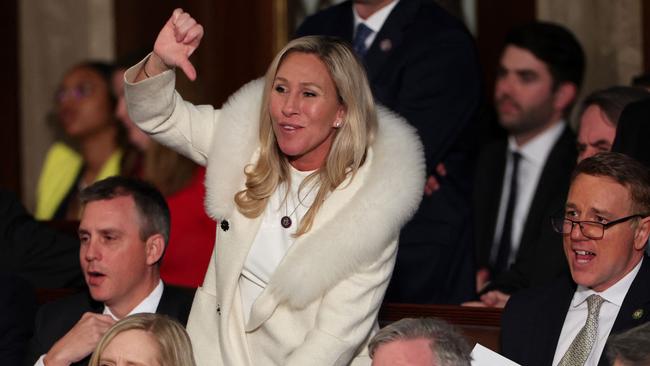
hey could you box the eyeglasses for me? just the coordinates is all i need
[551,214,646,240]
[56,83,94,103]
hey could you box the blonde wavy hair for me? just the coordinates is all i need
[234,36,378,236]
[88,313,196,366]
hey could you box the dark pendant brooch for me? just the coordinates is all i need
[280,216,292,228]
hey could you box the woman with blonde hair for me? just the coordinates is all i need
[124,8,425,365]
[88,313,196,366]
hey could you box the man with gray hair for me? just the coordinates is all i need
[576,86,649,162]
[369,317,471,366]
[607,322,650,366]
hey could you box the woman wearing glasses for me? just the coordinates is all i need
[35,62,125,220]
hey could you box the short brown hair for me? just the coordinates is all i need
[79,176,170,244]
[577,86,650,128]
[572,152,650,214]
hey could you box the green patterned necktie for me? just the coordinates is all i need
[558,294,605,366]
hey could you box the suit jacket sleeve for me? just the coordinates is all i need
[390,29,481,173]
[0,189,83,289]
[24,302,52,366]
[285,241,397,365]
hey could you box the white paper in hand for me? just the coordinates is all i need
[470,343,521,366]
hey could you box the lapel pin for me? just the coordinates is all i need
[380,39,392,52]
[220,220,229,232]
[633,309,644,320]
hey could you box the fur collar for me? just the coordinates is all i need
[205,79,425,307]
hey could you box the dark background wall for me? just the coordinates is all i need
[2,0,649,200]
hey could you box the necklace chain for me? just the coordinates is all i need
[281,182,318,229]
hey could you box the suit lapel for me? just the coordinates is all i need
[611,258,650,333]
[155,285,194,326]
[599,258,650,364]
[475,140,508,264]
[336,2,354,41]
[538,277,576,365]
[364,0,418,82]
[520,125,576,245]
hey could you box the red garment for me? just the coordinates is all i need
[160,167,216,287]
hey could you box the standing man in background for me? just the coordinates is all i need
[472,22,584,307]
[297,0,482,304]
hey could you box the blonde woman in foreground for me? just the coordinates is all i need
[88,313,196,366]
[124,8,425,365]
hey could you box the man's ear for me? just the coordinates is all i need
[145,234,165,265]
[633,216,650,251]
[553,82,577,113]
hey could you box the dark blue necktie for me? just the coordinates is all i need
[352,23,373,57]
[494,151,522,274]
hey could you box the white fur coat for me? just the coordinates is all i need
[125,62,425,366]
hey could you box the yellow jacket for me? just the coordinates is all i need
[35,142,122,220]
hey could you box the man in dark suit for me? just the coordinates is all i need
[297,0,482,303]
[471,22,585,307]
[612,98,650,168]
[502,152,650,366]
[576,87,650,163]
[26,177,194,366]
[0,188,83,289]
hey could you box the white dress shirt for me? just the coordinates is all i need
[352,0,400,50]
[552,259,643,366]
[36,280,164,366]
[491,121,565,266]
[239,167,318,323]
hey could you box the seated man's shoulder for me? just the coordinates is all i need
[159,285,195,325]
[163,285,195,302]
[36,291,99,330]
[506,278,572,311]
[502,277,574,340]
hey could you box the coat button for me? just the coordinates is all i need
[220,220,229,231]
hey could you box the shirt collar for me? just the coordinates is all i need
[353,0,399,33]
[572,258,644,308]
[508,120,565,166]
[103,279,164,320]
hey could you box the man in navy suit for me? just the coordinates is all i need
[502,152,650,366]
[297,0,481,304]
[26,177,194,366]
